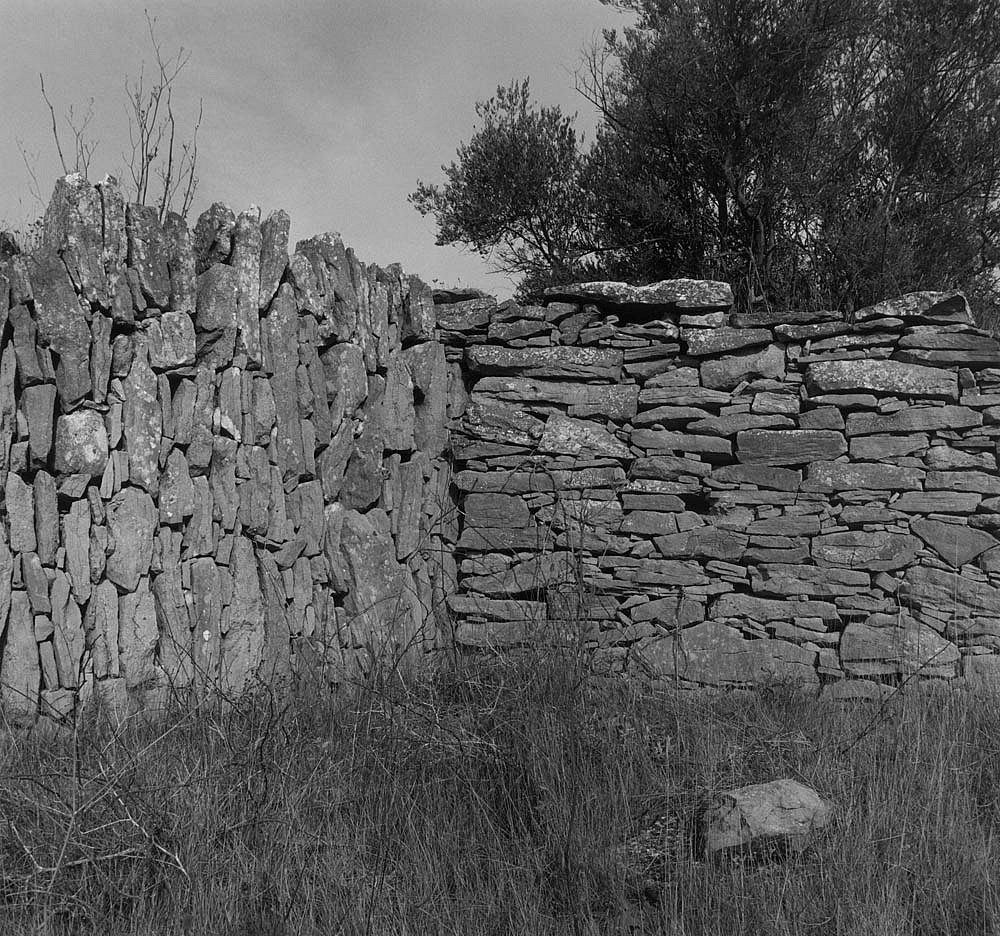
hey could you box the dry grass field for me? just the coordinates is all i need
[2,647,999,935]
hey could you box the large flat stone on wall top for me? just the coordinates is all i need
[466,345,622,381]
[852,291,972,325]
[806,359,958,400]
[543,278,733,311]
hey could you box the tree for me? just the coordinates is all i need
[415,0,1000,313]
[410,79,596,290]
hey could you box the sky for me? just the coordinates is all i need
[1,0,632,299]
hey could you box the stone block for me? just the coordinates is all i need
[105,487,157,591]
[466,345,622,381]
[737,429,846,466]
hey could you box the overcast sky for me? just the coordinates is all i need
[1,0,631,298]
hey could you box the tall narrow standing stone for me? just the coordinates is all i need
[123,343,162,494]
[0,593,39,724]
[259,209,290,310]
[231,208,263,367]
[261,284,304,481]
[33,471,59,565]
[105,487,157,591]
[22,384,56,468]
[50,571,84,689]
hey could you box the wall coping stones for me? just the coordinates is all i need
[543,278,733,311]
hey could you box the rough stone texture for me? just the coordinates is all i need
[807,462,923,491]
[126,203,171,309]
[544,279,733,311]
[123,343,161,493]
[911,518,999,568]
[703,780,833,858]
[105,488,157,592]
[0,593,40,724]
[899,566,1000,633]
[539,413,631,459]
[737,430,846,466]
[466,346,622,381]
[701,345,785,391]
[25,250,92,407]
[260,209,290,310]
[841,614,960,677]
[118,577,159,688]
[806,360,959,400]
[53,410,109,478]
[339,509,418,652]
[288,234,357,342]
[852,291,972,325]
[144,310,196,371]
[43,173,109,306]
[812,531,921,571]
[261,284,305,481]
[635,621,817,687]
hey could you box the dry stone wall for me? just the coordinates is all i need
[0,174,456,727]
[444,282,1000,698]
[5,171,1000,727]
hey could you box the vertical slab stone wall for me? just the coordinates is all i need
[0,174,456,726]
[446,282,1000,698]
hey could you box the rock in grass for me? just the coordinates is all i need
[703,779,833,859]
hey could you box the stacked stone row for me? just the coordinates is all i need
[445,282,1000,696]
[0,174,454,726]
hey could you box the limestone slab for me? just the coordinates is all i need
[466,345,622,382]
[105,487,157,591]
[635,621,816,686]
[751,564,869,597]
[806,462,924,491]
[911,518,1000,569]
[700,345,784,391]
[812,531,921,571]
[539,413,631,459]
[736,429,846,466]
[806,359,958,400]
[841,613,959,677]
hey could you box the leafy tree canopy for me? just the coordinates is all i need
[414,0,1000,315]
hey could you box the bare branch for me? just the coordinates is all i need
[39,73,68,175]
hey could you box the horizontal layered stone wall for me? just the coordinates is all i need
[0,174,457,726]
[445,282,1000,697]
